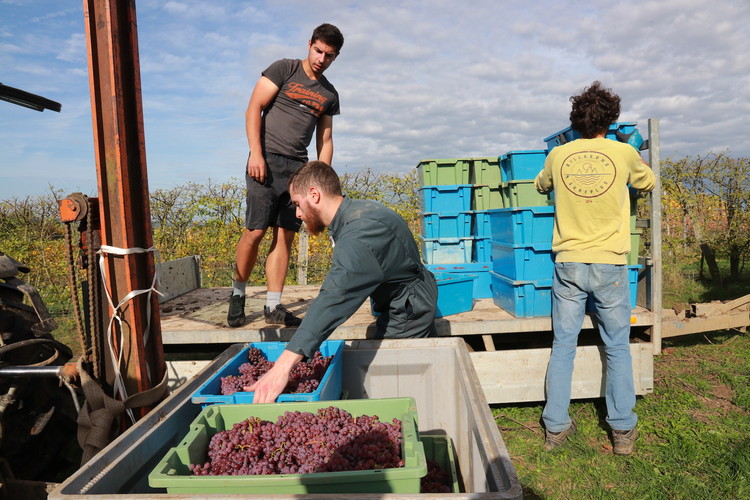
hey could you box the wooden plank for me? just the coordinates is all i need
[662,311,750,338]
[471,343,654,404]
[159,286,656,345]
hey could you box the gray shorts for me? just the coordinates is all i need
[244,152,304,231]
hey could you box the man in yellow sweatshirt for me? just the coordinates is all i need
[534,81,656,455]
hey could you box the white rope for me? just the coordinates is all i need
[97,244,163,424]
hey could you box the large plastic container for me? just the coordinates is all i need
[499,150,547,182]
[190,340,344,406]
[473,237,492,263]
[490,272,553,318]
[149,398,425,495]
[543,122,642,152]
[420,211,473,239]
[421,434,460,493]
[488,206,555,245]
[426,262,492,299]
[434,272,475,317]
[50,338,523,499]
[420,236,473,264]
[468,157,501,186]
[472,185,504,210]
[419,184,473,212]
[416,158,471,185]
[501,180,550,208]
[491,241,555,280]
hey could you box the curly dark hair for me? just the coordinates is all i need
[569,81,621,139]
[311,23,344,55]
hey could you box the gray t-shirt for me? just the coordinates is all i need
[261,58,340,161]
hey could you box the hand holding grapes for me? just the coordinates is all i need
[246,350,303,403]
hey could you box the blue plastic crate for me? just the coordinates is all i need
[191,340,345,406]
[491,241,554,280]
[433,272,476,317]
[473,237,492,262]
[490,271,552,318]
[499,150,547,182]
[487,206,555,244]
[473,211,492,238]
[543,122,643,152]
[426,262,492,299]
[420,211,473,239]
[420,236,473,264]
[419,184,473,212]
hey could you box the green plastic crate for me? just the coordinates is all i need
[628,229,642,265]
[417,159,470,185]
[501,180,550,208]
[472,185,504,210]
[469,157,501,186]
[148,398,426,495]
[421,434,460,493]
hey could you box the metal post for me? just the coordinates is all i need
[648,118,663,354]
[82,0,166,420]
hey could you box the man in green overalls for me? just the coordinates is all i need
[248,160,438,403]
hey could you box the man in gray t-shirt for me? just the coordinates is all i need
[227,24,343,328]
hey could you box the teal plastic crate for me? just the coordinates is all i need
[491,241,554,280]
[148,398,426,495]
[434,272,475,317]
[426,262,492,299]
[419,184,473,212]
[472,185,503,210]
[468,157,501,186]
[191,340,344,406]
[499,150,547,182]
[421,434,460,493]
[472,211,492,238]
[420,211,473,239]
[501,180,550,208]
[420,237,473,264]
[487,206,555,245]
[417,159,470,185]
[473,237,491,263]
[543,122,643,152]
[490,271,552,318]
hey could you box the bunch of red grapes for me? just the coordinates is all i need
[189,406,404,475]
[220,347,332,395]
[421,458,452,493]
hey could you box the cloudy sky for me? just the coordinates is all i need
[2,0,749,200]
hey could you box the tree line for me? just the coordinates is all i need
[1,154,748,319]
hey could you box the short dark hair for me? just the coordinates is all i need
[289,161,342,197]
[311,23,344,54]
[569,81,621,139]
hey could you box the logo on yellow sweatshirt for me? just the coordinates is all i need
[560,151,616,198]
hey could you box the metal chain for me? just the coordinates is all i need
[85,202,101,381]
[63,222,90,361]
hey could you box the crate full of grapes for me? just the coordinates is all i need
[191,340,344,406]
[148,397,427,494]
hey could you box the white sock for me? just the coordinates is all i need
[232,280,246,297]
[266,291,281,310]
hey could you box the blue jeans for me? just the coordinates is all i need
[542,262,638,432]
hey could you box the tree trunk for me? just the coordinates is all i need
[700,243,722,284]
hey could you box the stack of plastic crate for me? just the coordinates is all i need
[418,158,501,300]
[488,150,553,317]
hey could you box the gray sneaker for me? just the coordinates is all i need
[544,419,577,451]
[264,304,301,327]
[227,294,246,327]
[612,428,639,455]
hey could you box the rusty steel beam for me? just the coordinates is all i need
[82,0,165,421]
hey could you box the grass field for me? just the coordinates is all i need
[493,330,750,499]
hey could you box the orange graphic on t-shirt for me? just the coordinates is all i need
[285,82,328,117]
